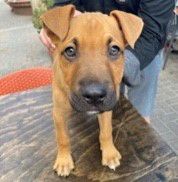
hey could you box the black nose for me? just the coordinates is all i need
[81,83,107,105]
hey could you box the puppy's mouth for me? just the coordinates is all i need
[69,91,117,113]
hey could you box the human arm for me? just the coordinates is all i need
[127,0,174,70]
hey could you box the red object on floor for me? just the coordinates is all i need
[0,68,52,95]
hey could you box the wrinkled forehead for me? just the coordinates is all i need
[66,13,125,47]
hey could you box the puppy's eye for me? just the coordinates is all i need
[64,47,77,60]
[108,45,120,60]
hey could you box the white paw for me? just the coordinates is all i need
[53,153,74,176]
[102,146,121,170]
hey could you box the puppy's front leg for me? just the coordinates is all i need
[98,111,121,170]
[53,108,74,176]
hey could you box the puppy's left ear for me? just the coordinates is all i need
[110,10,143,48]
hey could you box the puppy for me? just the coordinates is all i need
[41,5,143,176]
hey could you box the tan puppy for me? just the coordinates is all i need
[41,5,143,177]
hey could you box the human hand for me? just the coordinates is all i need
[39,28,56,55]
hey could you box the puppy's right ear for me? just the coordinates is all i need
[110,10,143,48]
[40,5,75,41]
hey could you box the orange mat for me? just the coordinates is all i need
[0,68,52,95]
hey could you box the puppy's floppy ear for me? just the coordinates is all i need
[40,5,75,41]
[110,10,143,48]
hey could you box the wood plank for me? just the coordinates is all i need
[0,86,177,181]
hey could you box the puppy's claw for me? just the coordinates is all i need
[109,165,116,171]
[108,159,120,170]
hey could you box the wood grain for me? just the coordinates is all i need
[0,86,177,181]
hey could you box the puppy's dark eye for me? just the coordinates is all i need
[64,47,77,60]
[108,45,120,60]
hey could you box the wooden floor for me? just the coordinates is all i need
[0,86,178,181]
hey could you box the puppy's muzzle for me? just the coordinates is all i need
[70,80,117,113]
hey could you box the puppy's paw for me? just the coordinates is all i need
[102,146,121,170]
[53,153,74,177]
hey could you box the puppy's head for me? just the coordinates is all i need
[41,5,143,113]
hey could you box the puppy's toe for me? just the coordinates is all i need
[107,156,120,170]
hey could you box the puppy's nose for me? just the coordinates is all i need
[82,83,107,105]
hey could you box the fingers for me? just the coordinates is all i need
[39,28,56,54]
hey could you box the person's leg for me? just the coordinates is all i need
[126,51,164,123]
